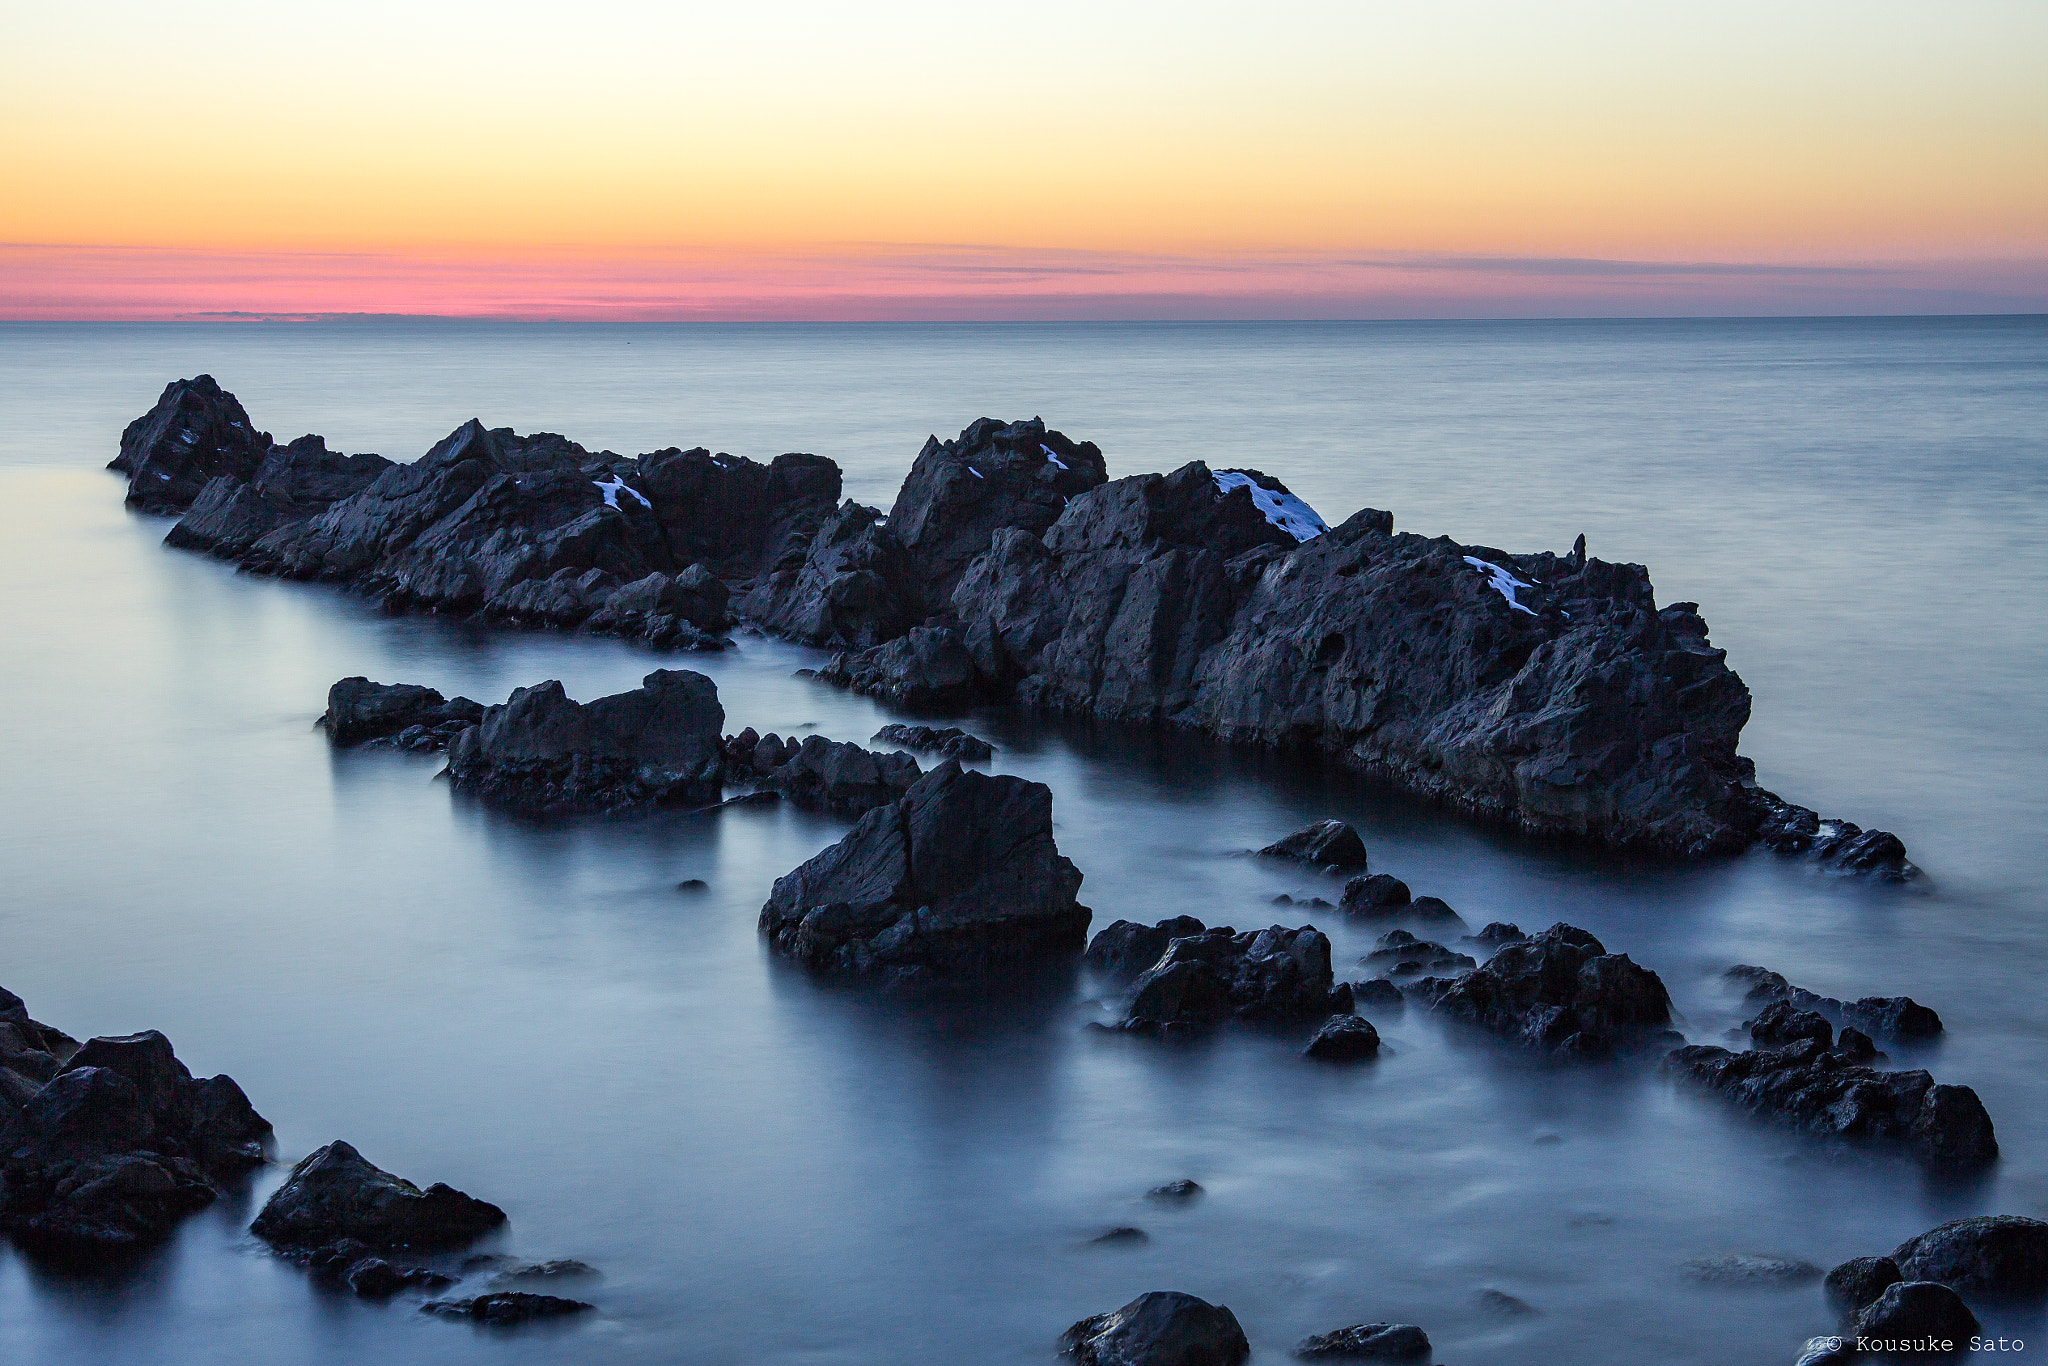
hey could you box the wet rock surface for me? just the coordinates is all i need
[1727,966,1944,1043]
[1293,1321,1432,1359]
[1086,918,1210,980]
[871,723,996,762]
[1303,1014,1381,1061]
[250,1140,505,1252]
[1411,923,1673,1057]
[758,761,1090,980]
[1259,820,1370,870]
[1363,931,1476,979]
[721,729,921,816]
[444,669,725,813]
[1059,1289,1250,1366]
[1749,787,1918,882]
[321,677,485,752]
[1680,1253,1822,1285]
[0,995,270,1255]
[422,1292,595,1324]
[1112,925,1335,1036]
[1825,1255,1904,1315]
[1889,1215,2048,1301]
[1852,1280,1979,1352]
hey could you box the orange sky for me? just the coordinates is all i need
[3,2,2044,318]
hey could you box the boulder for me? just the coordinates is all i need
[1749,788,1918,881]
[1423,923,1672,1056]
[1844,996,1944,1041]
[817,624,987,709]
[1258,820,1370,870]
[321,677,484,750]
[582,565,730,643]
[1116,925,1334,1035]
[758,761,1090,980]
[1749,1001,1834,1050]
[1304,1014,1381,1061]
[250,1140,505,1251]
[1852,1280,1978,1352]
[1666,1042,1997,1173]
[422,1292,595,1324]
[738,501,920,649]
[1339,874,1410,917]
[1058,1290,1250,1366]
[1347,979,1407,1012]
[1363,931,1476,978]
[1085,917,1208,979]
[445,669,724,813]
[346,1256,453,1298]
[1293,1322,1431,1360]
[112,375,272,513]
[871,724,996,762]
[1890,1215,2048,1301]
[1824,1255,1903,1316]
[725,734,921,817]
[1146,1180,1202,1203]
[1466,922,1527,951]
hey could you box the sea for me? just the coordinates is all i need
[0,317,2043,1365]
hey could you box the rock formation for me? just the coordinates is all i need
[1257,819,1370,870]
[250,1139,505,1251]
[1409,923,1673,1057]
[1293,1321,1431,1359]
[758,761,1091,980]
[1058,1290,1250,1366]
[1111,923,1337,1036]
[321,677,485,751]
[1726,965,1943,1042]
[871,723,995,762]
[720,729,921,816]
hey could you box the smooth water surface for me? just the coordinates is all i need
[1,318,2044,1365]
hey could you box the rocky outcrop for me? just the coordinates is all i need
[1890,1216,2048,1301]
[0,996,271,1254]
[1258,820,1369,870]
[1085,917,1209,979]
[321,677,485,751]
[1727,966,1943,1043]
[1413,923,1673,1057]
[1293,1322,1431,1360]
[871,724,995,762]
[250,1140,505,1251]
[1362,930,1475,979]
[1112,925,1336,1036]
[1750,787,1917,882]
[720,729,921,817]
[738,501,921,649]
[445,670,725,813]
[112,375,273,514]
[758,761,1090,981]
[1666,1039,1996,1172]
[1059,1290,1250,1366]
[166,436,394,556]
[816,624,986,708]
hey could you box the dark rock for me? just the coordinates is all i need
[1834,1027,1878,1062]
[1146,1180,1203,1203]
[487,1258,599,1286]
[1363,930,1476,979]
[1089,1226,1150,1246]
[168,436,394,556]
[1666,1043,1998,1173]
[1058,1290,1249,1366]
[1891,1215,2048,1301]
[872,724,996,762]
[1347,979,1407,1012]
[1680,1253,1822,1285]
[1259,820,1369,870]
[1466,922,1527,951]
[1794,1334,1857,1366]
[346,1256,454,1298]
[112,376,272,513]
[1304,1014,1381,1061]
[1427,923,1672,1057]
[758,761,1090,979]
[1749,1001,1834,1050]
[1750,788,1918,881]
[1844,996,1944,1041]
[445,670,724,813]
[739,501,920,649]
[1727,964,1793,1001]
[1825,1255,1903,1315]
[250,1141,506,1251]
[677,879,708,892]
[1293,1321,1431,1360]
[1474,1288,1538,1318]
[726,734,921,817]
[1852,1281,1978,1353]
[321,677,484,750]
[422,1292,595,1324]
[817,623,989,709]
[1116,925,1334,1035]
[1086,918,1208,979]
[1339,875,1410,917]
[636,447,841,579]
[582,565,731,642]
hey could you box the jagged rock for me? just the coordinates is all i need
[636,447,840,579]
[1339,874,1410,917]
[758,761,1090,979]
[1749,1001,1834,1049]
[582,566,730,643]
[724,733,921,817]
[871,724,995,762]
[422,1292,595,1324]
[1146,1180,1202,1203]
[321,677,485,751]
[817,624,985,708]
[1304,1014,1381,1061]
[1666,1039,1997,1172]
[1089,1226,1150,1246]
[1680,1253,1822,1285]
[168,436,393,556]
[1420,923,1672,1056]
[1750,788,1918,881]
[250,1140,505,1251]
[1890,1215,2048,1301]
[0,1009,270,1252]
[1058,1290,1250,1366]
[1115,925,1333,1035]
[1363,930,1476,978]
[1835,1027,1879,1062]
[1852,1281,1978,1351]
[738,501,919,649]
[1727,965,1793,1001]
[1258,820,1370,870]
[1293,1321,1431,1359]
[1466,922,1527,951]
[1347,979,1406,1011]
[445,670,724,813]
[1725,967,1943,1043]
[1474,1289,1538,1318]
[112,375,272,513]
[1085,917,1208,979]
[346,1256,454,1298]
[1825,1255,1903,1315]
[888,417,1108,613]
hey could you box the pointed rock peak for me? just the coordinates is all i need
[419,419,498,469]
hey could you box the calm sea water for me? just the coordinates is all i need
[0,318,2044,1365]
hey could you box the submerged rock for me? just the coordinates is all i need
[871,723,996,762]
[1146,1180,1203,1203]
[1417,923,1672,1056]
[1089,1226,1150,1246]
[1115,925,1334,1036]
[250,1141,505,1251]
[1258,820,1370,870]
[1363,930,1476,979]
[758,761,1090,980]
[422,1292,595,1324]
[1727,966,1944,1043]
[321,677,484,751]
[1293,1321,1431,1360]
[1059,1290,1250,1366]
[1666,1040,1997,1173]
[1825,1255,1904,1316]
[445,669,725,813]
[1680,1253,1822,1286]
[1749,787,1918,881]
[1339,874,1410,917]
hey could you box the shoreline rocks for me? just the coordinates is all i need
[871,723,995,762]
[1258,820,1370,870]
[250,1140,505,1252]
[1059,1290,1249,1366]
[1727,966,1943,1043]
[1294,1321,1431,1360]
[321,677,484,752]
[720,729,921,817]
[1111,923,1337,1036]
[758,761,1091,981]
[1410,923,1675,1057]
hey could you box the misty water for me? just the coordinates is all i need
[1,318,2044,1365]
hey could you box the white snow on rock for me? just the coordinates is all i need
[1462,555,1538,616]
[1213,471,1329,543]
[1040,443,1069,471]
[592,476,651,510]
[967,466,984,479]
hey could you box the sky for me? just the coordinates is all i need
[2,1,2044,320]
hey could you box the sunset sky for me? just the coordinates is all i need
[4,1,2044,319]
